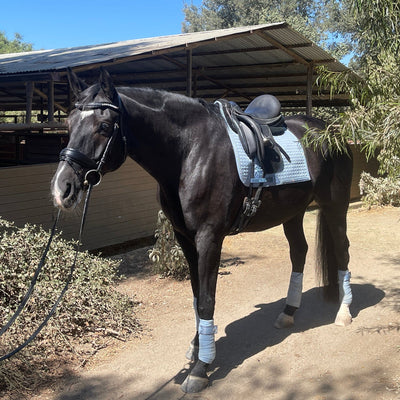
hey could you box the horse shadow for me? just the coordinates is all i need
[174,283,385,387]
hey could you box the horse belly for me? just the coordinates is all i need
[242,183,313,232]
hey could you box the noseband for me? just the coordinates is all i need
[59,97,127,187]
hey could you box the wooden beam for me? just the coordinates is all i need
[255,31,310,66]
[25,81,34,123]
[48,80,55,122]
[186,49,192,97]
[33,87,68,113]
[306,63,314,116]
[192,42,314,58]
[160,54,252,101]
[0,122,67,131]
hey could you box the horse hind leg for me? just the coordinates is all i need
[335,269,352,326]
[316,207,352,326]
[275,212,308,329]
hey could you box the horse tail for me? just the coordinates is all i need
[315,210,339,302]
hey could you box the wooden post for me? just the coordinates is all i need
[48,79,55,122]
[306,63,313,116]
[193,72,198,98]
[25,81,34,123]
[186,49,192,97]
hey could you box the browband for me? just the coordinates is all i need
[75,102,120,112]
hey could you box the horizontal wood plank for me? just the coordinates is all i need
[0,159,160,250]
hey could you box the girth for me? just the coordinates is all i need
[217,95,289,174]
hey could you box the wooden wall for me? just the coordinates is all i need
[0,147,377,251]
[350,144,379,200]
[0,159,160,250]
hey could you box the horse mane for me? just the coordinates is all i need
[117,86,211,113]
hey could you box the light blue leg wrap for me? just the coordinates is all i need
[198,319,217,364]
[286,272,303,308]
[338,270,352,305]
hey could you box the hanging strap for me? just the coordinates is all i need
[0,185,94,361]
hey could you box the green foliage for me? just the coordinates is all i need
[307,0,400,189]
[148,211,189,280]
[352,0,400,57]
[0,31,32,54]
[0,218,138,395]
[310,51,400,178]
[359,172,400,207]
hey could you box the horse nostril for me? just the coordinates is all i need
[63,183,72,199]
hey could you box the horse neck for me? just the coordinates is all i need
[119,88,206,183]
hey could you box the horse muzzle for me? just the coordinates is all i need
[51,162,83,210]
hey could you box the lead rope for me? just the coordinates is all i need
[0,184,94,361]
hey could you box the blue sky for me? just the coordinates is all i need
[1,0,202,50]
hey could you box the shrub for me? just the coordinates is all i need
[0,218,139,397]
[359,172,400,207]
[148,211,189,280]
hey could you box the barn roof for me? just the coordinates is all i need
[0,22,352,112]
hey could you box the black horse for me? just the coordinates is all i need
[51,69,353,393]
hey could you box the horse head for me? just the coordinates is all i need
[51,68,126,210]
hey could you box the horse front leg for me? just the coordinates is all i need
[275,213,308,329]
[173,232,200,361]
[181,231,222,393]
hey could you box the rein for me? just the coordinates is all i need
[0,98,124,361]
[0,188,92,361]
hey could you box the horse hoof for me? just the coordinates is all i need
[335,313,352,326]
[181,374,209,393]
[274,312,294,329]
[335,304,352,326]
[185,342,199,361]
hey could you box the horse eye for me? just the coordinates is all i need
[100,122,111,132]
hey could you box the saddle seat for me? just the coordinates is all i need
[218,94,289,174]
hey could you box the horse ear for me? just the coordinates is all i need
[67,68,88,98]
[99,67,117,101]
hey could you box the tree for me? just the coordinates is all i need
[305,0,400,205]
[311,1,400,170]
[0,31,32,54]
[182,0,356,60]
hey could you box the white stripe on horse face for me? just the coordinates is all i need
[80,110,95,120]
[53,163,68,205]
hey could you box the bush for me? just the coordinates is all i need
[359,172,400,207]
[148,211,189,280]
[0,218,139,397]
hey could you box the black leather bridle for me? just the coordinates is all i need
[59,97,127,187]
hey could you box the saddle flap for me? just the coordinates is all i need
[237,121,257,159]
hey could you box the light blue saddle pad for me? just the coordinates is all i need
[216,101,311,187]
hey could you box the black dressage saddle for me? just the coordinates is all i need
[218,94,289,174]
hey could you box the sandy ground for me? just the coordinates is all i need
[35,205,399,400]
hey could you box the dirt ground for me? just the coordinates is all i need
[34,205,399,400]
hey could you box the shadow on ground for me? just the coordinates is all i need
[206,283,384,384]
[56,283,384,400]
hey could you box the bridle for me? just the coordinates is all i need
[60,96,127,187]
[0,96,127,361]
